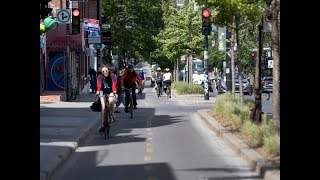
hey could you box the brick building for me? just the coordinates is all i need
[40,0,101,101]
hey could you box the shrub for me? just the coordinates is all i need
[172,82,203,94]
[213,92,280,157]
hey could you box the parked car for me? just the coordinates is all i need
[261,76,273,93]
[217,72,250,95]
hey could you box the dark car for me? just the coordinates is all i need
[217,72,250,95]
[261,76,273,93]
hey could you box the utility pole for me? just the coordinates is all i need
[96,0,101,69]
[65,0,70,101]
[204,35,209,100]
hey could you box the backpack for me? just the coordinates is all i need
[156,73,162,81]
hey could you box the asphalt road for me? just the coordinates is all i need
[51,85,261,180]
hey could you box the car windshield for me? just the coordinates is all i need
[264,77,273,81]
[235,73,246,79]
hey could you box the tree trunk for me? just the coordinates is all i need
[271,0,280,129]
[235,15,244,105]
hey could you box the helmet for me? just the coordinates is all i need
[165,68,170,71]
[157,67,161,71]
[128,64,134,69]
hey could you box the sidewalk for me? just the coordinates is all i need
[40,91,279,180]
[172,91,280,180]
[40,93,99,180]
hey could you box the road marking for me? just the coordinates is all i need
[146,147,153,153]
[147,137,152,141]
[146,128,152,132]
[146,142,152,147]
[144,155,152,161]
[147,131,152,136]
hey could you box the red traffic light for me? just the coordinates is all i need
[72,9,80,16]
[251,52,255,56]
[202,9,210,18]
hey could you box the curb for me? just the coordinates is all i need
[171,91,216,104]
[41,117,99,180]
[197,109,280,180]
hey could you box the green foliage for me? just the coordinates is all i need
[172,81,203,94]
[213,92,280,156]
[102,0,165,61]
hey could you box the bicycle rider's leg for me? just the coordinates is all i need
[99,92,106,128]
[124,87,130,112]
[108,92,116,121]
[131,83,137,107]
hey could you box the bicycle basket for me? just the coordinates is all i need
[90,99,101,112]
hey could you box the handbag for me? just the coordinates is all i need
[90,98,101,112]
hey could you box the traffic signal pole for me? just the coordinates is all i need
[96,0,101,69]
[65,0,70,101]
[204,35,209,100]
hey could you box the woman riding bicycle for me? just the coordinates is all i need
[96,65,117,133]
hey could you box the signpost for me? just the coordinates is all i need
[56,9,71,24]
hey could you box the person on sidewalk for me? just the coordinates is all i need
[89,66,97,94]
[96,65,117,132]
[163,68,172,98]
[120,64,142,112]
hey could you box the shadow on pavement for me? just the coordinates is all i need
[52,148,177,180]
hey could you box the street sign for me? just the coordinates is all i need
[94,43,102,49]
[268,60,273,68]
[102,24,111,28]
[88,31,101,44]
[83,18,99,31]
[218,27,226,52]
[56,9,71,24]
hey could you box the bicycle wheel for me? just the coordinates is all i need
[130,97,133,119]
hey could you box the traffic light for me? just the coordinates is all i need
[202,7,211,36]
[40,16,58,35]
[71,8,81,35]
[102,31,112,46]
[40,0,53,19]
[250,51,256,66]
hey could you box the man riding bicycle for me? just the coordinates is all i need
[120,64,142,112]
[163,68,172,98]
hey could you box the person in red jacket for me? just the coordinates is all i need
[120,64,142,112]
[96,65,117,133]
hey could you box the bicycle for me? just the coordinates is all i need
[123,88,134,119]
[163,81,171,99]
[100,94,113,139]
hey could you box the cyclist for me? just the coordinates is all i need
[155,67,163,96]
[137,68,146,93]
[163,68,172,98]
[120,64,142,112]
[96,65,117,133]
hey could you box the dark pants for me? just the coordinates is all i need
[124,83,137,107]
[90,80,97,93]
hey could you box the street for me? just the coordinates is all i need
[51,85,261,180]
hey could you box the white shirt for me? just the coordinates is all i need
[163,72,172,81]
